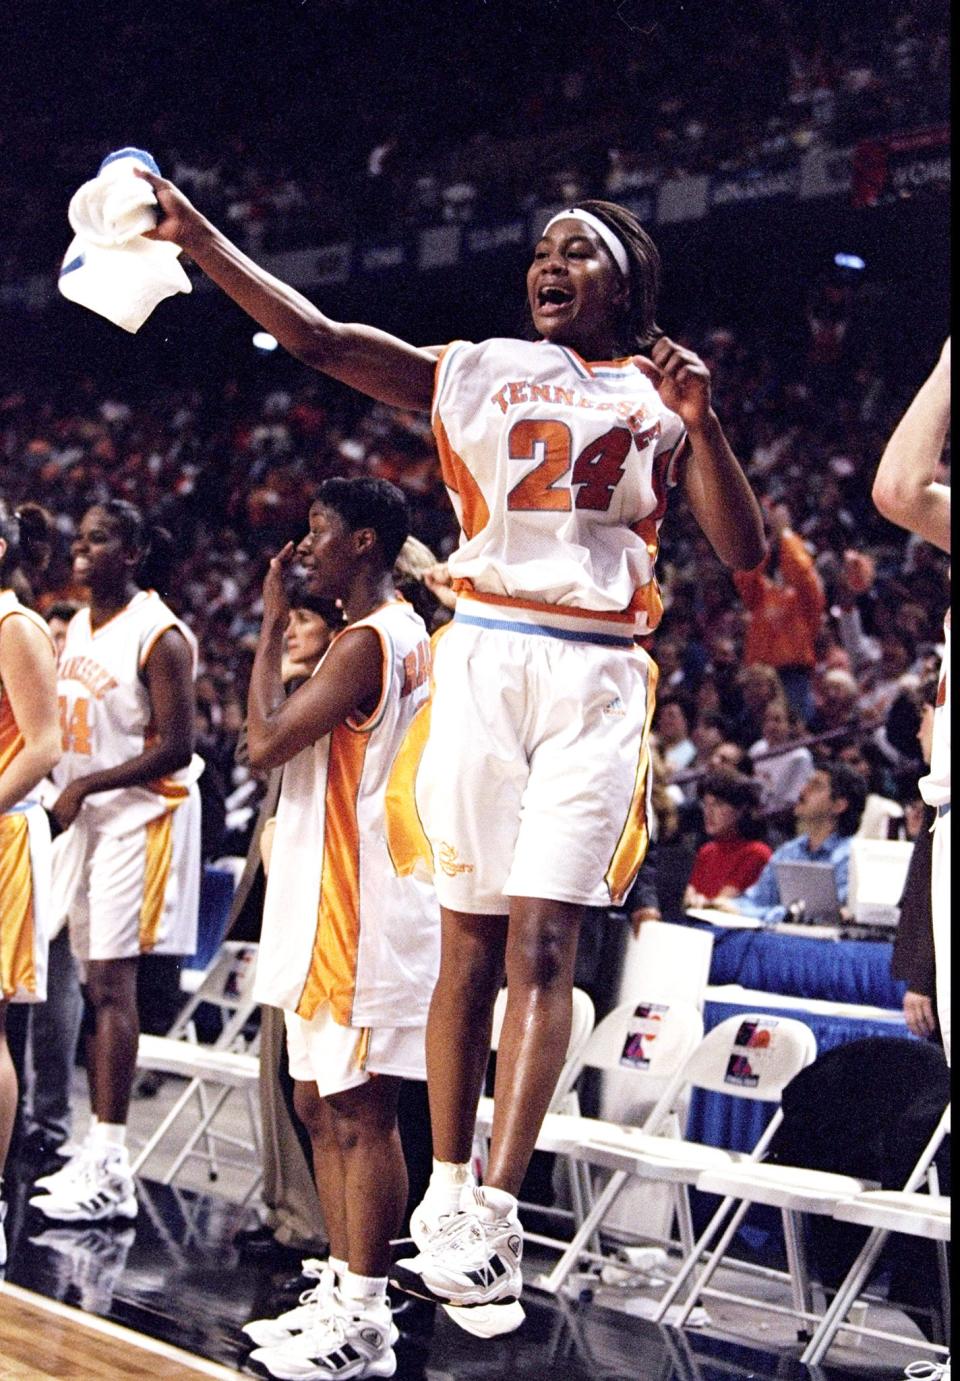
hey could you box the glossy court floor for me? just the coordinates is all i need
[1,1153,925,1381]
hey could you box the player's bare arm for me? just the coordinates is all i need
[0,615,60,815]
[248,625,384,771]
[872,338,951,553]
[138,169,436,413]
[649,336,766,571]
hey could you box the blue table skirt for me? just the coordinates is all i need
[690,922,908,1010]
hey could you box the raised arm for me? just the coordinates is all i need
[649,337,766,571]
[246,545,384,771]
[872,338,951,553]
[138,170,437,413]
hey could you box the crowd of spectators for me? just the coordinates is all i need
[2,0,949,280]
[0,291,948,876]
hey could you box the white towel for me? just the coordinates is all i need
[58,147,192,333]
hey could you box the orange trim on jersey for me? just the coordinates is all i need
[0,601,55,778]
[88,589,151,637]
[0,812,37,998]
[139,810,175,951]
[561,347,659,379]
[0,709,23,779]
[431,341,458,416]
[457,587,637,626]
[604,656,659,904]
[139,619,190,672]
[384,698,433,878]
[434,416,490,540]
[297,725,370,1025]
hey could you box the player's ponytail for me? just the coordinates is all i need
[138,524,176,595]
[0,497,53,584]
[99,498,175,595]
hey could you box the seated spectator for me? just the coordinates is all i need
[688,710,728,786]
[834,736,905,840]
[653,693,696,779]
[729,662,785,748]
[708,762,867,924]
[807,666,860,735]
[749,696,815,817]
[683,770,771,909]
[709,739,755,775]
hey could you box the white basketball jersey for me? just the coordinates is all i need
[920,611,950,808]
[54,589,203,835]
[255,597,440,1029]
[432,338,688,634]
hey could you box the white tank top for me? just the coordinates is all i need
[433,337,688,634]
[254,597,440,1028]
[54,589,203,834]
[919,611,950,808]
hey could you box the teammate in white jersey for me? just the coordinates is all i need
[241,477,439,1381]
[873,338,951,1065]
[31,500,201,1225]
[0,500,61,1265]
[143,174,765,1332]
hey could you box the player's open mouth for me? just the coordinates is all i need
[537,285,574,315]
[73,557,90,575]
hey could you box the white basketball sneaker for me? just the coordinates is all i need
[395,1187,522,1314]
[905,1360,951,1380]
[29,1150,137,1223]
[33,1143,93,1194]
[250,1292,396,1379]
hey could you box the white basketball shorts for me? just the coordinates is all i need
[284,1003,427,1096]
[55,786,201,965]
[415,605,658,915]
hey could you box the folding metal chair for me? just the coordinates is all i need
[535,1012,817,1303]
[801,1104,951,1366]
[129,941,262,1194]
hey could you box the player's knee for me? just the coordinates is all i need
[509,917,575,991]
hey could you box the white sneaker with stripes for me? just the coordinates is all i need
[395,1184,523,1307]
[29,1151,137,1223]
[33,1143,93,1194]
[250,1292,396,1379]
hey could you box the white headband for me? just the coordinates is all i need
[541,207,630,278]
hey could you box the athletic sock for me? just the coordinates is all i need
[90,1121,127,1154]
[328,1255,348,1286]
[428,1158,474,1211]
[340,1270,389,1317]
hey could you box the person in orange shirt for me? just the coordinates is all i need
[734,501,825,725]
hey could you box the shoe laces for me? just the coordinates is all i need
[425,1210,488,1260]
[905,1362,950,1379]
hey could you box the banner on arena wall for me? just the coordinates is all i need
[709,164,801,209]
[418,225,461,270]
[851,125,950,208]
[798,145,853,200]
[261,243,352,287]
[657,175,710,224]
[466,220,527,255]
[360,244,407,273]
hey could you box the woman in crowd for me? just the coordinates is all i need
[140,169,765,1329]
[683,769,770,910]
[30,500,202,1224]
[0,500,61,1264]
